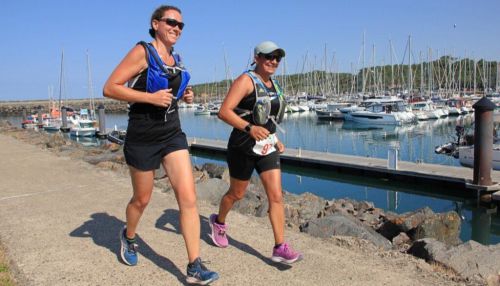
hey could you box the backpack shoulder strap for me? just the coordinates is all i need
[137,41,151,63]
[137,41,165,71]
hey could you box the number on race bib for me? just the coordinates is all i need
[252,133,278,156]
[261,143,272,155]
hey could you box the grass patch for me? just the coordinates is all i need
[0,244,15,286]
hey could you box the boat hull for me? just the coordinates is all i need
[458,145,500,170]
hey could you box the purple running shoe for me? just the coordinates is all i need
[271,242,303,264]
[209,214,228,248]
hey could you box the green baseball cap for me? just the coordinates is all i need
[254,41,286,57]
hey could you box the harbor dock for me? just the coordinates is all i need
[188,137,500,202]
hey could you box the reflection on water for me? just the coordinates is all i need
[67,134,103,147]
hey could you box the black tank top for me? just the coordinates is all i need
[125,68,183,144]
[228,80,280,151]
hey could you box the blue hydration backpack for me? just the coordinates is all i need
[138,41,191,99]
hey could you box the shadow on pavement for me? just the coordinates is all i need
[155,208,292,271]
[70,212,190,285]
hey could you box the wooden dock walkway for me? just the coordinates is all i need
[188,137,500,201]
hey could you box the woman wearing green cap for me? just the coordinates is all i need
[209,41,302,264]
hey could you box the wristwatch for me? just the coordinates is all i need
[244,123,253,133]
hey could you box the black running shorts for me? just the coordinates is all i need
[124,132,188,171]
[226,147,280,181]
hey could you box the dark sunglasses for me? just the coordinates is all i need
[260,53,282,62]
[159,18,185,30]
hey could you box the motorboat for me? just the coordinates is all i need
[458,144,500,170]
[344,96,416,125]
[315,103,351,120]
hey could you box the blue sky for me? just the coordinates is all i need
[0,0,499,101]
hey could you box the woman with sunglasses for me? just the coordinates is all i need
[209,41,303,264]
[103,5,219,284]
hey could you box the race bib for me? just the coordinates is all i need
[252,133,278,156]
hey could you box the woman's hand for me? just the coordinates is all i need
[275,140,285,153]
[149,88,173,107]
[249,125,270,141]
[182,86,194,103]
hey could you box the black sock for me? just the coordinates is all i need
[188,258,200,268]
[215,215,225,225]
[125,235,136,243]
[274,243,283,249]
[124,229,136,243]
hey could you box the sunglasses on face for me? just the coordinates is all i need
[159,18,185,30]
[260,53,282,62]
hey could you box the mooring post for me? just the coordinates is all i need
[60,107,70,133]
[387,147,399,170]
[96,104,107,139]
[37,109,44,128]
[472,97,496,186]
[22,108,27,121]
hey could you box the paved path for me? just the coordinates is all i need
[0,134,462,286]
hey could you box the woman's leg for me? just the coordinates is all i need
[216,177,250,223]
[259,169,285,245]
[126,166,155,238]
[161,149,200,263]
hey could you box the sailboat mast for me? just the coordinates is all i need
[86,50,95,112]
[420,51,424,94]
[58,49,64,113]
[362,31,366,95]
[473,56,477,96]
[496,61,500,92]
[428,48,432,96]
[390,39,394,95]
[408,35,412,95]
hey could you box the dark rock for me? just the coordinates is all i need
[413,211,461,245]
[399,207,435,232]
[45,133,67,148]
[201,163,226,179]
[301,213,392,250]
[195,178,229,205]
[377,220,401,241]
[392,232,411,246]
[283,192,326,226]
[408,238,500,283]
[356,201,375,212]
[357,212,379,224]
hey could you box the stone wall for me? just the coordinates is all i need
[0,99,128,114]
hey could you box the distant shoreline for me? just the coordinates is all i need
[0,98,128,114]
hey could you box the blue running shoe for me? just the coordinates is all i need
[186,258,219,285]
[119,226,138,266]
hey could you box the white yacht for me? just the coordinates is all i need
[459,144,500,170]
[344,97,416,125]
[410,101,441,120]
[70,109,97,137]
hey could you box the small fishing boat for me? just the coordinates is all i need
[107,127,126,145]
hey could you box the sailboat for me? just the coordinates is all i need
[43,85,63,132]
[69,50,97,137]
